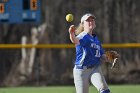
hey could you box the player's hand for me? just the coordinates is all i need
[69,25,76,34]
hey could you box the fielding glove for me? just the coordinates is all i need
[105,50,120,69]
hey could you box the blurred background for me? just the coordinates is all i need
[0,0,140,87]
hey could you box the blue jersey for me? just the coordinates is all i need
[75,31,104,66]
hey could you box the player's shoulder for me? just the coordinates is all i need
[76,31,88,40]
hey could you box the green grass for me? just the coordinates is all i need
[0,85,140,93]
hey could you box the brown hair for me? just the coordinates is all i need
[75,23,84,35]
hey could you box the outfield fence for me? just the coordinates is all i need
[0,43,140,86]
[0,43,140,48]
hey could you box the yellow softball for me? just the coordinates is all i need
[66,14,74,22]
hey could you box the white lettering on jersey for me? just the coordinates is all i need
[91,43,101,57]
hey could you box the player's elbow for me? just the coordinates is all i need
[71,39,79,44]
[71,40,75,44]
[70,38,79,44]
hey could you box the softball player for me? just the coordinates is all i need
[68,13,110,93]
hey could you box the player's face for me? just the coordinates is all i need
[83,17,96,33]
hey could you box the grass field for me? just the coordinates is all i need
[0,85,140,93]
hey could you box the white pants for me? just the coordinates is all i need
[73,65,109,93]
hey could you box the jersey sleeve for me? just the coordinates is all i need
[76,32,88,46]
